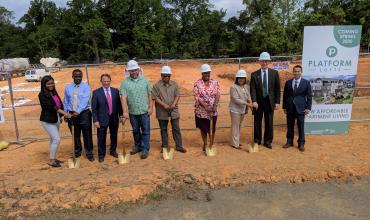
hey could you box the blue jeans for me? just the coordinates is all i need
[129,113,150,153]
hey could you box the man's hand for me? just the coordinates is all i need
[283,109,287,114]
[274,104,280,110]
[304,109,310,115]
[148,108,153,116]
[94,121,100,128]
[252,102,258,109]
[170,103,177,110]
[123,112,129,119]
[162,103,170,110]
[71,112,79,117]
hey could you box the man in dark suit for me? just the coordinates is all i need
[283,65,312,152]
[250,52,281,149]
[92,74,123,162]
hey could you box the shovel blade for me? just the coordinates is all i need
[168,148,175,160]
[118,153,130,164]
[162,148,173,160]
[68,157,80,169]
[206,146,217,156]
[248,143,259,153]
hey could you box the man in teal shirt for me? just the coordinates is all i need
[120,60,153,159]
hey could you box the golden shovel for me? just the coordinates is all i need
[248,109,259,153]
[162,147,175,160]
[118,118,130,164]
[162,111,175,160]
[205,115,217,156]
[68,120,81,168]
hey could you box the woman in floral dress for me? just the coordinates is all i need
[193,64,221,151]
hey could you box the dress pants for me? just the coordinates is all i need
[230,112,245,148]
[254,96,274,145]
[68,110,94,158]
[286,106,305,145]
[97,114,119,159]
[158,118,183,149]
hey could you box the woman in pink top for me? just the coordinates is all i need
[193,64,221,151]
[39,75,71,167]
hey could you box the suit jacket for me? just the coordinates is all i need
[283,78,312,114]
[250,68,281,110]
[39,92,63,123]
[92,87,123,127]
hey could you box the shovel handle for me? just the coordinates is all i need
[121,118,127,155]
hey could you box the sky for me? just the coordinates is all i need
[0,0,245,24]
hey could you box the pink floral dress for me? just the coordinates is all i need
[193,79,221,119]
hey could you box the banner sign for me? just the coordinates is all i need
[272,61,290,70]
[303,25,362,134]
[0,96,4,123]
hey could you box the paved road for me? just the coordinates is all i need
[104,177,370,220]
[39,176,370,220]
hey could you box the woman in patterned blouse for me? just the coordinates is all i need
[193,64,221,151]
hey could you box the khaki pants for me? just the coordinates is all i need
[230,112,245,148]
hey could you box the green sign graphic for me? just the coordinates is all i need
[326,46,338,57]
[333,25,362,47]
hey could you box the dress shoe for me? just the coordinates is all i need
[140,151,149,159]
[298,144,305,152]
[99,158,104,163]
[264,143,272,149]
[87,156,95,162]
[130,147,141,155]
[283,143,293,148]
[176,147,187,153]
[110,152,118,158]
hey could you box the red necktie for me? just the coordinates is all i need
[106,89,112,115]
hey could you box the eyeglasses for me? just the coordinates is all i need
[162,75,171,78]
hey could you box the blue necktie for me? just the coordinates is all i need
[294,80,298,93]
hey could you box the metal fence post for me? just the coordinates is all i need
[85,64,90,85]
[7,73,20,142]
[238,58,241,70]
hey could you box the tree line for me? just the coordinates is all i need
[0,0,368,64]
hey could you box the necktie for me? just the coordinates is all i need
[294,80,298,93]
[73,85,78,112]
[262,70,268,97]
[106,88,112,115]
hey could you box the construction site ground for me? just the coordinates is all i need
[0,58,370,219]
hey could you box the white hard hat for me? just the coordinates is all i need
[259,52,271,61]
[235,69,247,78]
[161,66,171,74]
[201,64,212,73]
[126,60,140,70]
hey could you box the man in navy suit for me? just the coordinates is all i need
[92,74,123,162]
[282,65,312,152]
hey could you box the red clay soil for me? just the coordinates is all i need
[0,58,370,218]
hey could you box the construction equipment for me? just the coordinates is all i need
[118,118,130,164]
[205,114,217,156]
[68,120,80,168]
[248,109,259,153]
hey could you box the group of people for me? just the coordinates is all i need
[38,52,312,168]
